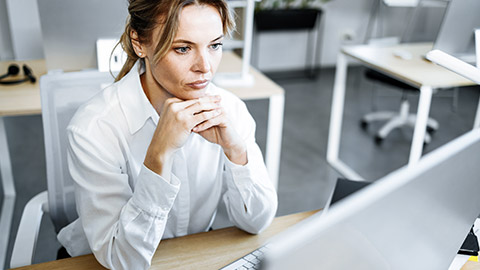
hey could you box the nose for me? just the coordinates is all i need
[193,50,210,74]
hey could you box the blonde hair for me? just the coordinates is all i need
[114,0,235,82]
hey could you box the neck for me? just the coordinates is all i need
[140,66,173,115]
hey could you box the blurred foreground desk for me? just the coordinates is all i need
[11,210,317,269]
[327,43,477,180]
[0,52,283,268]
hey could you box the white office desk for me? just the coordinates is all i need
[327,43,476,180]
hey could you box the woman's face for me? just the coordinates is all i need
[142,4,224,101]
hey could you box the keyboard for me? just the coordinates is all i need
[219,244,270,270]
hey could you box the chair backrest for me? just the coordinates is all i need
[40,70,114,232]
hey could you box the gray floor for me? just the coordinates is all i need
[1,66,479,269]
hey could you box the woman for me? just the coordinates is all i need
[57,0,278,269]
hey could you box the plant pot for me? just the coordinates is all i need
[255,8,322,31]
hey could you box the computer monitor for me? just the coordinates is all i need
[262,128,480,270]
[37,0,128,72]
[433,0,480,64]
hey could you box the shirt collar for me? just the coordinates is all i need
[117,60,159,134]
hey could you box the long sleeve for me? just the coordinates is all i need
[58,75,278,268]
[67,126,179,270]
[221,101,278,234]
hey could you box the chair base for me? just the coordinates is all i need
[361,99,439,144]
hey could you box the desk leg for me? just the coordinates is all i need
[266,94,284,190]
[326,53,364,181]
[474,29,480,129]
[0,116,16,269]
[408,86,433,167]
[473,98,480,129]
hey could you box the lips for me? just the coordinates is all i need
[187,79,209,89]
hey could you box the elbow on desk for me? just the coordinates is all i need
[240,218,272,235]
[242,202,278,235]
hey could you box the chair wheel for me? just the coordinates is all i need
[374,135,383,144]
[360,120,368,129]
[427,126,436,133]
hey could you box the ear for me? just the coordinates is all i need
[130,30,146,58]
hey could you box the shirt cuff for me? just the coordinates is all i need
[131,165,180,217]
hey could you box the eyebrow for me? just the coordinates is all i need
[172,34,224,45]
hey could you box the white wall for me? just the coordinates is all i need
[0,0,443,66]
[253,0,443,71]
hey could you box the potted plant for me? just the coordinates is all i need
[255,0,329,31]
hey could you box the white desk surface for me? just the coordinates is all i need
[342,43,477,89]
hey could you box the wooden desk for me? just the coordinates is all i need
[10,209,480,270]
[0,52,284,268]
[0,59,45,116]
[12,210,318,270]
[326,43,477,180]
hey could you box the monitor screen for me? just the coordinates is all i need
[262,128,480,269]
[433,0,480,64]
[37,0,128,72]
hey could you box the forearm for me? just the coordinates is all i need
[144,139,176,182]
[223,142,247,166]
[74,165,180,269]
[96,199,168,269]
[222,144,278,234]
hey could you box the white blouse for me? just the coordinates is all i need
[57,61,278,270]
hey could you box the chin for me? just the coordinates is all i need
[178,90,207,100]
[177,86,210,100]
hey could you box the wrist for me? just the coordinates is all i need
[223,144,247,166]
[144,147,175,177]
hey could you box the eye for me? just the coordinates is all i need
[210,42,223,51]
[174,46,190,54]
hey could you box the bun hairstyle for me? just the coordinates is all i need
[114,0,235,82]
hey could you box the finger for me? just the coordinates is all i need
[185,97,222,115]
[165,97,198,111]
[182,95,221,113]
[191,107,221,126]
[187,95,221,106]
[192,112,226,132]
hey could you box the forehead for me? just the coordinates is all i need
[175,4,223,41]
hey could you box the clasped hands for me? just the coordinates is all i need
[144,95,247,175]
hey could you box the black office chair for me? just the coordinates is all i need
[360,69,439,144]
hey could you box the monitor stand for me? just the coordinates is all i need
[458,226,480,256]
